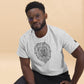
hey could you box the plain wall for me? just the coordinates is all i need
[0,0,84,84]
[0,0,84,52]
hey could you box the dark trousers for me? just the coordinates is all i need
[14,70,71,84]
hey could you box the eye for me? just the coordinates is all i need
[36,14,40,19]
[28,17,33,21]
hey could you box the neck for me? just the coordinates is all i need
[35,24,47,38]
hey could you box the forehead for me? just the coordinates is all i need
[27,8,43,17]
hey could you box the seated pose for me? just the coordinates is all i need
[14,1,84,84]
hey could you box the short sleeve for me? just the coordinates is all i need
[62,31,80,54]
[17,36,29,58]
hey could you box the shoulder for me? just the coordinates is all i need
[19,28,32,42]
[48,25,66,36]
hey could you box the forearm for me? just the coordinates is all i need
[22,66,35,84]
[71,57,84,84]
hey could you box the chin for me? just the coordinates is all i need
[32,26,41,29]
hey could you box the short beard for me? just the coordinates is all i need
[31,19,46,32]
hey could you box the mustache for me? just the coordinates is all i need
[32,22,40,25]
[31,19,46,31]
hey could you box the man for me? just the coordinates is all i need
[14,1,84,84]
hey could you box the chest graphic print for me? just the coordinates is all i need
[34,42,51,63]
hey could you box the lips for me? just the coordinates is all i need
[33,23,40,27]
[33,22,40,25]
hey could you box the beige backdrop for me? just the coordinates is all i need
[0,0,84,84]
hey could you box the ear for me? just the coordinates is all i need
[44,13,47,19]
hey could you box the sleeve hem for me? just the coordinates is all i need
[17,52,29,58]
[69,44,80,54]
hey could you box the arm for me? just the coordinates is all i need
[60,45,84,84]
[71,45,84,84]
[20,57,35,84]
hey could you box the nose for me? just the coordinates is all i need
[33,17,38,22]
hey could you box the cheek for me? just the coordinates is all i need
[28,21,33,25]
[40,18,45,23]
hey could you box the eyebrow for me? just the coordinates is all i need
[28,13,41,17]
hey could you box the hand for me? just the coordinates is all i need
[60,81,71,84]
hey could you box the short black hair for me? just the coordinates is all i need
[25,1,45,14]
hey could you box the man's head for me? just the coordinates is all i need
[25,1,47,31]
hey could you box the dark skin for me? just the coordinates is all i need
[27,8,47,38]
[20,8,84,84]
[60,45,84,84]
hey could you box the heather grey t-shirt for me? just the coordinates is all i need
[17,25,79,76]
